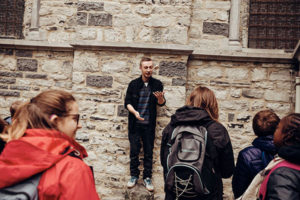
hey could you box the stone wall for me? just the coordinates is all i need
[0,48,190,200]
[188,60,295,198]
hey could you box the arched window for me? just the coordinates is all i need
[248,0,300,50]
[0,0,25,39]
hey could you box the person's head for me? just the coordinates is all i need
[186,86,219,121]
[252,110,280,137]
[139,57,153,82]
[274,113,300,148]
[9,100,23,118]
[3,90,81,142]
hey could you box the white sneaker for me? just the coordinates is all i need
[127,176,138,188]
[143,177,154,192]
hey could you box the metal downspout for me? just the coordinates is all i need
[296,71,300,113]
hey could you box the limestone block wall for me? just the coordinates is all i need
[187,60,295,199]
[0,48,189,200]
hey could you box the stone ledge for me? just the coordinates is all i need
[191,49,295,64]
[70,41,194,55]
[0,39,73,51]
[293,40,300,61]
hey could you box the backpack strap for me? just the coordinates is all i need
[258,160,300,200]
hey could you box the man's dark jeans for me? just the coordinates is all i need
[129,124,155,179]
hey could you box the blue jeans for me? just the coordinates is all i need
[129,124,155,179]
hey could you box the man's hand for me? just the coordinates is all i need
[153,91,165,105]
[134,111,144,121]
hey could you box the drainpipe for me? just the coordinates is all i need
[296,70,300,113]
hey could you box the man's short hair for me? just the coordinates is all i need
[140,57,152,67]
[252,110,280,137]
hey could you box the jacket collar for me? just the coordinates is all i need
[137,75,154,87]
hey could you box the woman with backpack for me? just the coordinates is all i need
[261,113,300,200]
[160,86,235,200]
[0,90,100,200]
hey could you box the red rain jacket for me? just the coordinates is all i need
[0,129,100,200]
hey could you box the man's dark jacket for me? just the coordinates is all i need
[124,76,165,134]
[232,135,277,198]
[265,144,300,200]
[160,106,235,200]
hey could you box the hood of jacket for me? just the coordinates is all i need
[252,135,277,154]
[278,144,300,165]
[0,129,87,188]
[170,105,212,126]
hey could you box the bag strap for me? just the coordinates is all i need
[258,160,300,200]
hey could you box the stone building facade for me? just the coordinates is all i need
[0,0,299,200]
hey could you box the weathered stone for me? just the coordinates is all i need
[73,51,99,72]
[228,113,234,122]
[269,70,291,81]
[203,22,229,37]
[86,75,113,88]
[17,59,38,72]
[213,89,228,100]
[0,90,20,97]
[41,60,64,73]
[220,100,249,111]
[117,105,128,117]
[102,60,129,73]
[163,26,188,44]
[98,104,115,116]
[172,78,186,86]
[164,86,185,108]
[88,13,112,26]
[0,57,16,70]
[237,113,251,122]
[266,103,291,113]
[265,90,290,102]
[228,123,244,129]
[0,48,13,55]
[10,85,31,91]
[78,28,97,40]
[251,100,265,111]
[145,15,172,27]
[0,85,8,89]
[15,50,33,57]
[135,5,152,15]
[242,89,264,99]
[78,2,104,11]
[77,12,87,25]
[230,88,241,98]
[197,67,223,78]
[0,78,16,84]
[125,184,154,200]
[159,61,186,77]
[104,29,123,42]
[72,72,85,83]
[25,74,48,79]
[90,116,108,121]
[210,80,230,87]
[252,68,266,81]
[0,71,22,78]
[226,68,249,80]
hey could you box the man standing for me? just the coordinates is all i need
[125,57,166,192]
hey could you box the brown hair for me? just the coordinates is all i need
[279,113,300,146]
[9,100,23,117]
[1,90,76,142]
[186,86,219,121]
[252,110,280,137]
[0,118,8,133]
[140,57,152,67]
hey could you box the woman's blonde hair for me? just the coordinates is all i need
[186,86,219,121]
[1,90,75,142]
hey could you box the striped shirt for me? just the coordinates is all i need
[136,83,151,124]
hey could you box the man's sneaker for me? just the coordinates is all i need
[127,176,138,188]
[143,177,154,192]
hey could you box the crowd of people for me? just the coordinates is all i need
[0,57,299,200]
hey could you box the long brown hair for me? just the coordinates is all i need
[1,90,76,142]
[186,86,219,121]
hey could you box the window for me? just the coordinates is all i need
[0,0,25,39]
[248,0,300,50]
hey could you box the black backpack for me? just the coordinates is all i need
[165,124,217,199]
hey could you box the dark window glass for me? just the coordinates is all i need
[0,0,25,39]
[248,0,300,50]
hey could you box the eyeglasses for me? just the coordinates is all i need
[61,114,80,125]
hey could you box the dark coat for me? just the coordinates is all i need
[265,144,300,200]
[232,135,277,198]
[124,76,165,134]
[160,106,235,200]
